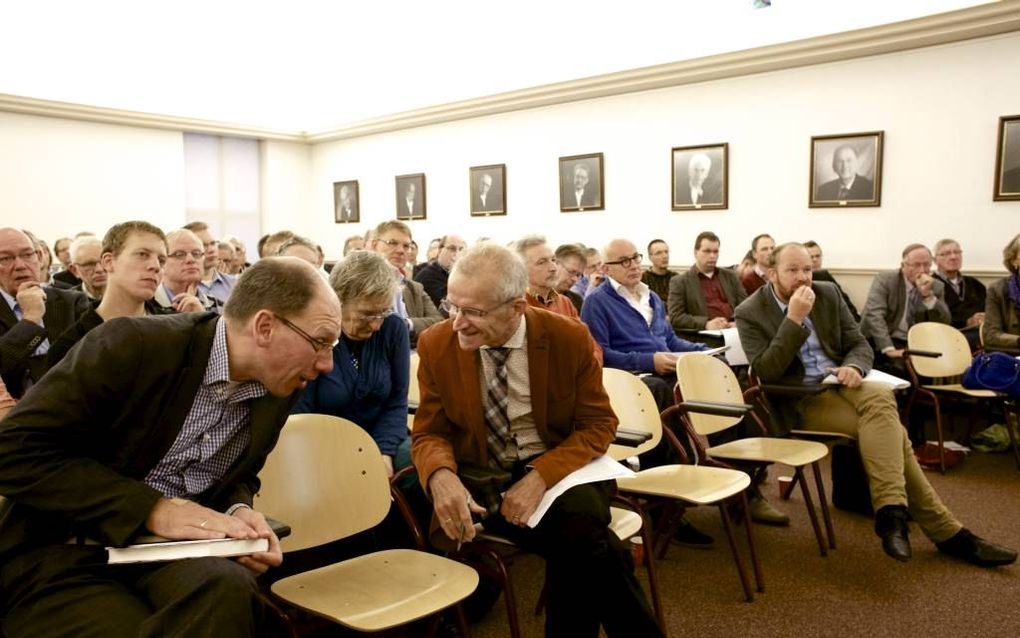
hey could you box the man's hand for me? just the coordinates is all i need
[966,312,985,328]
[500,470,546,528]
[172,285,205,313]
[653,352,679,375]
[705,317,728,330]
[915,272,935,299]
[16,281,46,325]
[232,507,283,574]
[885,348,904,359]
[381,454,394,479]
[786,286,815,324]
[829,366,863,389]
[146,497,260,541]
[429,469,486,542]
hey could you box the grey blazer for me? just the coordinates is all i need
[984,278,1020,351]
[667,266,747,330]
[735,282,872,433]
[403,278,443,341]
[861,270,951,352]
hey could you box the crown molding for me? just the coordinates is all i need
[2,2,1019,143]
[0,93,305,142]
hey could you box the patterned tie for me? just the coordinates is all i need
[907,287,921,327]
[482,347,512,469]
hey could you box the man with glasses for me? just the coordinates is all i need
[153,229,222,314]
[413,243,663,637]
[0,257,342,637]
[184,221,236,306]
[414,234,467,310]
[553,243,587,314]
[932,238,986,350]
[0,227,90,399]
[371,220,442,346]
[67,235,108,301]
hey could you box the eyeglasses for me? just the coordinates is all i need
[351,309,394,324]
[379,239,412,251]
[440,298,514,319]
[604,253,643,268]
[168,250,205,261]
[0,249,40,269]
[277,315,338,354]
[74,260,101,272]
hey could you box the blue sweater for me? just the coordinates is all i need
[581,281,704,372]
[291,314,410,456]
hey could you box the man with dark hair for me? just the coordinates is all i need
[740,233,774,294]
[641,239,676,303]
[802,240,860,322]
[0,228,90,398]
[667,231,746,331]
[0,257,342,637]
[183,221,236,305]
[736,242,1014,567]
[553,243,587,314]
[414,234,466,309]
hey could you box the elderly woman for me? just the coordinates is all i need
[984,233,1020,353]
[292,250,410,477]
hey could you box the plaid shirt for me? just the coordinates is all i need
[144,318,267,498]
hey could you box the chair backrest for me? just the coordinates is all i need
[254,414,391,552]
[602,368,662,460]
[408,352,421,408]
[675,354,745,436]
[907,322,973,378]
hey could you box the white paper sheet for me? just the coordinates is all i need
[526,455,635,528]
[698,328,747,366]
[821,368,909,390]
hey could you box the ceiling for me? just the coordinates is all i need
[0,0,994,134]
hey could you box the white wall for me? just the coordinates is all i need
[0,111,186,243]
[260,139,312,239]
[308,32,1020,271]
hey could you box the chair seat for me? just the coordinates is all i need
[790,429,855,441]
[708,437,828,467]
[921,383,999,398]
[272,548,479,632]
[617,464,751,504]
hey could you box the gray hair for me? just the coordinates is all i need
[513,235,547,260]
[328,250,397,303]
[69,235,102,264]
[165,229,201,247]
[450,243,527,302]
[277,235,317,256]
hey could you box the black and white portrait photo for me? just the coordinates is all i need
[810,132,883,207]
[469,164,506,216]
[395,173,426,220]
[672,143,728,210]
[995,115,1020,201]
[559,153,604,212]
[333,180,359,223]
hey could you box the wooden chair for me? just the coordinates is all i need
[254,414,478,636]
[603,368,764,603]
[675,354,836,557]
[905,321,1018,473]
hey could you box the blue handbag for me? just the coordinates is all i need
[962,352,1020,396]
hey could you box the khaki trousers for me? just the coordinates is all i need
[798,382,961,542]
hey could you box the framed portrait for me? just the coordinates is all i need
[333,180,359,224]
[559,153,604,212]
[994,114,1020,201]
[671,143,728,210]
[809,131,883,208]
[469,164,506,216]
[395,173,426,221]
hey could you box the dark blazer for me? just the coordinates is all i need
[932,272,986,329]
[735,282,872,434]
[473,189,503,213]
[402,278,443,340]
[816,174,874,201]
[0,313,295,559]
[413,261,450,309]
[411,307,615,490]
[861,270,951,352]
[51,269,81,289]
[674,179,722,206]
[984,277,1020,352]
[0,286,90,398]
[811,270,861,322]
[397,196,424,220]
[667,266,747,330]
[560,187,597,210]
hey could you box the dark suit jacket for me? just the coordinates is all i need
[398,196,424,219]
[667,266,747,330]
[413,262,450,309]
[51,269,81,288]
[560,187,597,210]
[861,270,951,351]
[411,307,615,490]
[811,270,861,322]
[0,313,295,559]
[473,190,502,213]
[674,179,722,206]
[816,174,874,201]
[932,272,986,329]
[735,282,872,434]
[402,278,443,342]
[0,286,90,398]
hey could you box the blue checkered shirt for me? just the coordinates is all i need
[144,318,268,498]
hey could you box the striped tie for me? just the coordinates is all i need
[483,347,512,468]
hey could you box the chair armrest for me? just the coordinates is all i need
[677,400,751,417]
[614,428,653,447]
[759,383,827,397]
[902,349,941,358]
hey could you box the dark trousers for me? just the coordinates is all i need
[0,545,265,638]
[483,468,662,638]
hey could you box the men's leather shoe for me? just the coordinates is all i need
[749,496,790,526]
[673,518,714,548]
[874,504,911,562]
[936,529,1018,567]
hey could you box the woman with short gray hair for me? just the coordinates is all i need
[292,250,411,477]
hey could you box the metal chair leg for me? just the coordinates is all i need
[810,461,836,550]
[795,466,827,557]
[718,500,753,602]
[738,490,765,593]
